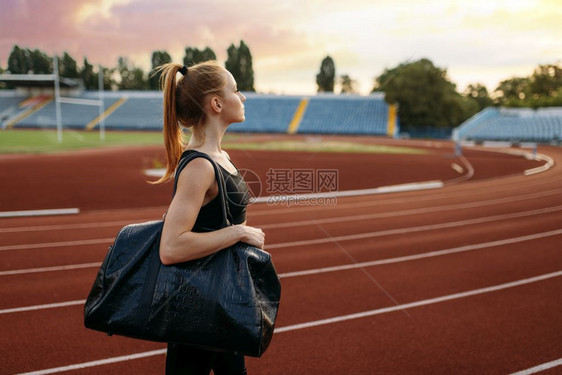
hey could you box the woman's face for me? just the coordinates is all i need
[220,70,246,124]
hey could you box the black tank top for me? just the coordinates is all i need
[180,151,249,231]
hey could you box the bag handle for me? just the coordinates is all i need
[173,150,233,229]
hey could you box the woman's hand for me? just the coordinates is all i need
[236,225,265,249]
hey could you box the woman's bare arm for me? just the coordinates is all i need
[159,158,264,265]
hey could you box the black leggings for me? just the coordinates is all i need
[165,344,247,375]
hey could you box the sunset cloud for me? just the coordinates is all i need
[1,0,560,94]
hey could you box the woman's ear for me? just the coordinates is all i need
[210,96,222,113]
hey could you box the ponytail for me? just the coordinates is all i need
[150,60,227,184]
[151,64,184,184]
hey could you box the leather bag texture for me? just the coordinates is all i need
[84,152,281,357]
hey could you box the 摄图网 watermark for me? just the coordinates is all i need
[225,168,340,207]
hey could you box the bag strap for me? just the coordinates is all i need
[173,151,232,228]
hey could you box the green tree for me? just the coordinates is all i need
[237,41,254,91]
[101,65,115,91]
[7,45,30,74]
[494,77,531,105]
[0,65,5,89]
[149,50,172,90]
[183,47,216,67]
[463,83,493,111]
[225,44,240,83]
[117,57,147,90]
[28,48,52,74]
[493,62,562,108]
[81,58,97,89]
[316,56,335,92]
[225,41,255,91]
[59,52,80,78]
[339,74,357,94]
[529,63,562,98]
[373,58,475,128]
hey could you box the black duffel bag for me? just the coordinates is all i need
[84,152,281,357]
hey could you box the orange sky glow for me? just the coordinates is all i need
[1,0,561,95]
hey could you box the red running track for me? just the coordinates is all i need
[1,138,561,374]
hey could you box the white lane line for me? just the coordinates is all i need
[0,238,113,252]
[0,208,80,218]
[0,189,562,233]
[0,300,85,314]
[461,145,553,177]
[251,181,444,202]
[4,227,558,278]
[3,229,561,314]
[148,167,445,197]
[510,358,562,375]
[0,262,101,276]
[275,270,562,333]
[524,153,555,176]
[444,154,475,185]
[16,270,562,374]
[2,188,561,234]
[2,227,559,278]
[0,219,148,234]
[278,229,562,278]
[2,202,561,263]
[249,172,562,213]
[451,163,464,174]
[16,349,167,375]
[267,206,562,249]
[260,202,562,230]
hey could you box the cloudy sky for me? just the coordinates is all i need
[1,0,561,95]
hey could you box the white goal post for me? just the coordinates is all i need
[53,56,105,142]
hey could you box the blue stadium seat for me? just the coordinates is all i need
[15,92,121,129]
[454,107,562,142]
[103,93,162,130]
[0,92,26,113]
[2,90,394,136]
[298,95,388,135]
[228,94,301,133]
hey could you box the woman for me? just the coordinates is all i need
[154,61,264,374]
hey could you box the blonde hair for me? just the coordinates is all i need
[152,60,227,184]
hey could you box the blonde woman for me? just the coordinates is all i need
[154,61,264,375]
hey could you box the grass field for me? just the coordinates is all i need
[0,129,428,155]
[0,129,164,153]
[222,140,427,154]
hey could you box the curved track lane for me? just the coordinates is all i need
[0,141,561,374]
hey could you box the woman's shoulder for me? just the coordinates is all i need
[177,152,216,180]
[181,148,208,158]
[180,149,215,166]
[174,157,216,199]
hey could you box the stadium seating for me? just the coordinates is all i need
[0,92,28,126]
[0,92,26,110]
[1,90,395,136]
[5,88,562,142]
[297,94,389,135]
[18,95,121,129]
[454,107,562,143]
[101,92,162,130]
[228,94,301,133]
